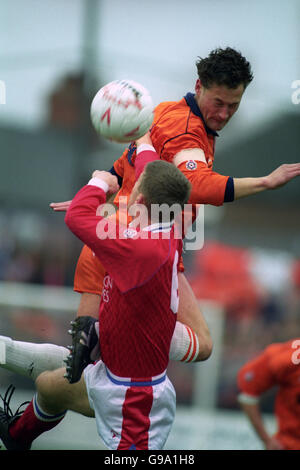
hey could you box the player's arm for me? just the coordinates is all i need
[174,149,300,203]
[49,185,117,212]
[237,349,283,450]
[233,163,300,199]
[64,172,119,247]
[173,149,232,206]
[49,154,125,212]
[237,401,283,450]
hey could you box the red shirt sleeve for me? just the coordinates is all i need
[237,345,280,397]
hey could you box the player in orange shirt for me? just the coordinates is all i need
[237,339,300,450]
[51,47,300,368]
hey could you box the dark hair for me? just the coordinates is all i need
[196,47,253,90]
[139,161,191,221]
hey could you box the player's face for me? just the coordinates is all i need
[195,80,244,131]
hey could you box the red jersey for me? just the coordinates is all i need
[237,340,300,450]
[66,184,182,378]
[74,93,229,295]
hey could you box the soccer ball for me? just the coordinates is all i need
[90,79,154,143]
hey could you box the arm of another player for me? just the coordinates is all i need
[173,150,300,201]
[49,154,125,212]
[49,192,117,212]
[233,163,300,199]
[237,348,283,450]
[238,400,284,450]
[173,148,231,205]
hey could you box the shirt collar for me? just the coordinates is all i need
[184,92,219,137]
[128,220,174,233]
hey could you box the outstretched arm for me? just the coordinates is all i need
[173,148,300,204]
[50,192,117,212]
[233,163,300,199]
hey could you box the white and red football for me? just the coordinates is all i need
[90,79,154,143]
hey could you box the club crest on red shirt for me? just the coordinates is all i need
[123,228,138,239]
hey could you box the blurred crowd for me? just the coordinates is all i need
[0,210,78,287]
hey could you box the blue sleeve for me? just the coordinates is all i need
[224,177,234,202]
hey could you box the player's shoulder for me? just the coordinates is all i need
[119,235,177,289]
[265,340,295,357]
[133,230,179,260]
[154,98,190,122]
[156,97,207,136]
[265,339,299,376]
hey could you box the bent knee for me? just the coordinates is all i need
[36,368,66,400]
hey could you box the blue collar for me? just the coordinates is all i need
[184,92,219,137]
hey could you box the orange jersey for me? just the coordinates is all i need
[237,340,300,450]
[74,93,229,295]
[113,93,228,207]
[74,244,106,295]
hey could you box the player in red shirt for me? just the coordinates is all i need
[0,147,192,450]
[237,339,300,450]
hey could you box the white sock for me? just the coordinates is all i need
[169,321,199,362]
[0,335,69,380]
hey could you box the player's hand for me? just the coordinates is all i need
[264,436,284,450]
[135,131,153,147]
[92,170,120,194]
[264,163,300,190]
[49,200,72,212]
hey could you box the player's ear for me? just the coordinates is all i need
[135,193,145,205]
[195,79,202,94]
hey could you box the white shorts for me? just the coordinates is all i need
[84,360,176,450]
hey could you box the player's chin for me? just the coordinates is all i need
[207,119,223,131]
[213,121,228,131]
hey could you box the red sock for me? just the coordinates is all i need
[9,394,66,448]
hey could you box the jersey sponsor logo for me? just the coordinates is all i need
[185,160,197,171]
[102,274,113,303]
[123,228,138,239]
